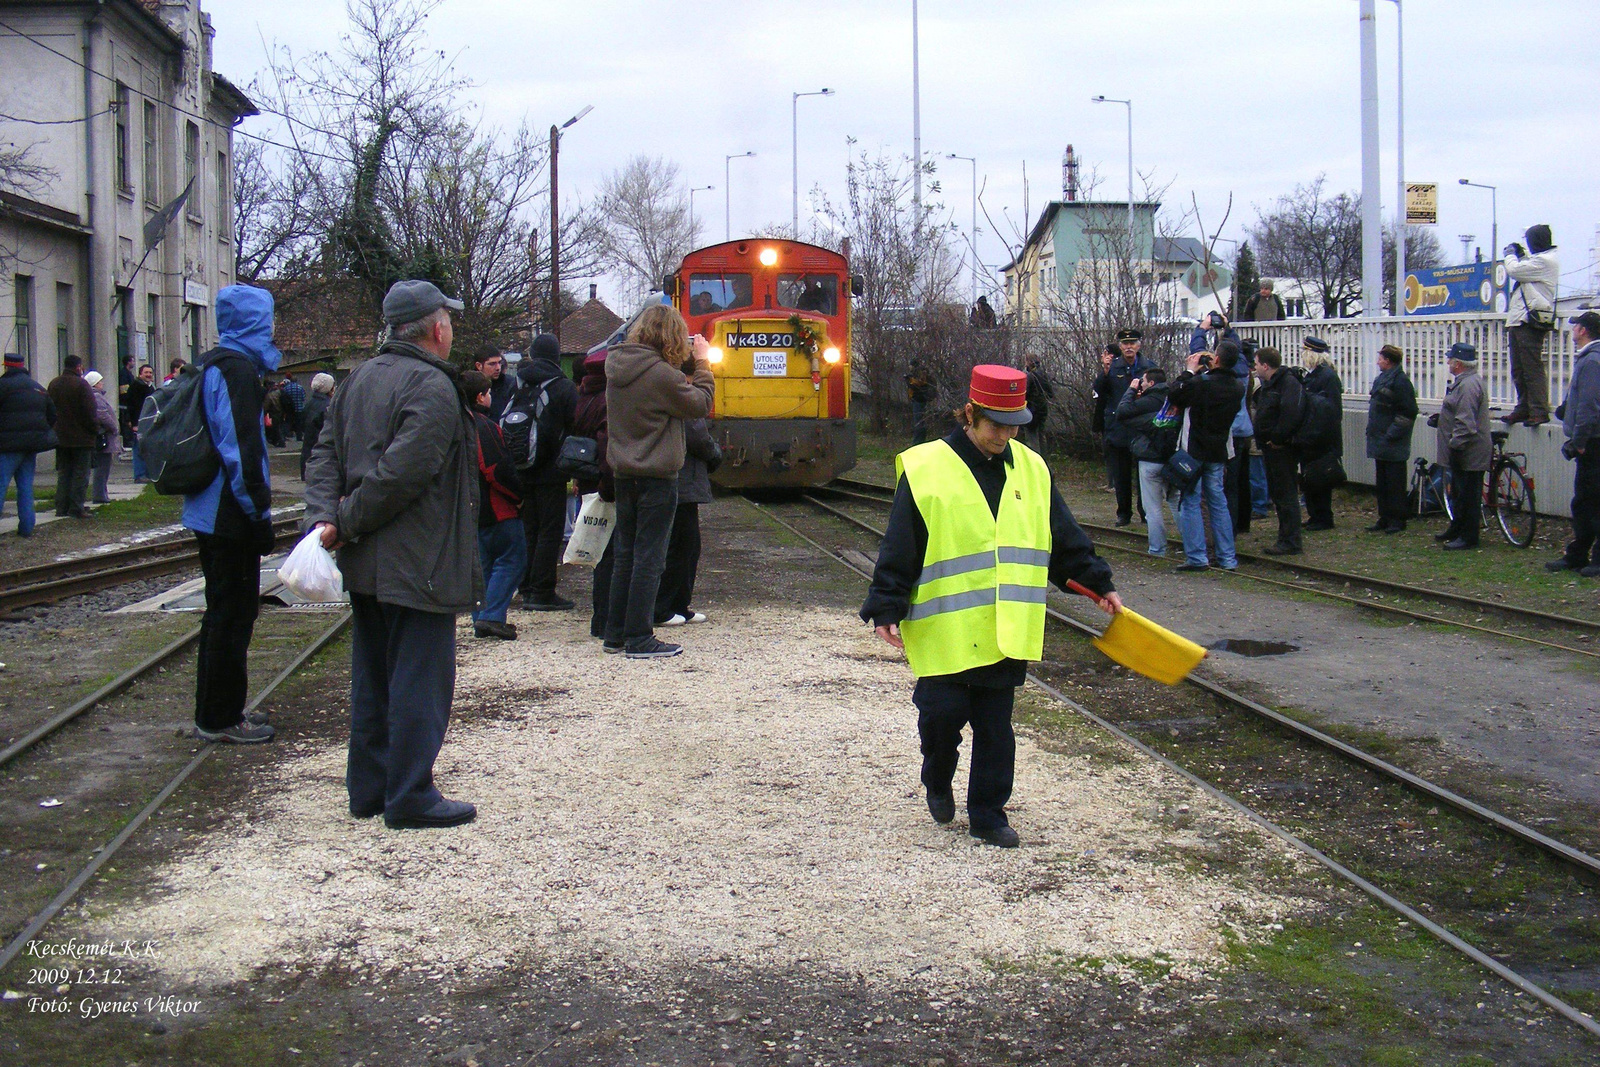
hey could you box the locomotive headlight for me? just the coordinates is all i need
[822,346,841,364]
[706,346,724,365]
[758,247,778,266]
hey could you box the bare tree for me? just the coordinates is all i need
[598,156,696,306]
[0,143,53,197]
[1248,176,1363,318]
[1381,223,1445,314]
[232,136,319,282]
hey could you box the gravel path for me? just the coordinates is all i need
[113,602,1305,994]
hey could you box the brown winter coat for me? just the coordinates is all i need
[47,370,98,448]
[604,342,714,479]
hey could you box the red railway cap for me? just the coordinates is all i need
[968,364,1032,425]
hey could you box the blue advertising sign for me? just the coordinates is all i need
[1402,261,1506,316]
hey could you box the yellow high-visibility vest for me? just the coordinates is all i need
[896,438,1053,678]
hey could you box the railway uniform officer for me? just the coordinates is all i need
[861,366,1122,848]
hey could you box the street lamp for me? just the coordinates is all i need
[1459,179,1498,274]
[725,151,756,243]
[1389,0,1406,314]
[688,184,714,238]
[792,88,834,235]
[549,104,593,342]
[1091,95,1134,256]
[946,153,979,303]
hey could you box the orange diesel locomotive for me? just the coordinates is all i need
[664,239,859,488]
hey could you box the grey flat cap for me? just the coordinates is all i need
[382,279,464,326]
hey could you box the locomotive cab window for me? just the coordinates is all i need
[776,273,838,316]
[688,273,753,315]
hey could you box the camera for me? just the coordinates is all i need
[1426,413,1440,428]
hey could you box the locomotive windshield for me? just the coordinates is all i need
[688,273,753,314]
[776,273,839,316]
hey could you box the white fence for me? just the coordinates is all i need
[1232,313,1583,408]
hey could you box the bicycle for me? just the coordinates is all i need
[1408,430,1537,547]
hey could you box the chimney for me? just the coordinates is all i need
[1062,145,1080,202]
[589,283,597,302]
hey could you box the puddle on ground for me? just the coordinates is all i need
[1207,639,1300,657]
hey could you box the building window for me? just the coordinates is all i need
[1180,297,1190,317]
[116,289,133,362]
[115,83,132,193]
[187,305,201,363]
[184,122,200,216]
[1138,271,1153,287]
[146,293,159,365]
[143,101,159,203]
[216,150,228,238]
[13,275,33,365]
[56,283,72,363]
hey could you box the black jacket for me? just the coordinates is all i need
[1168,368,1246,464]
[860,431,1115,688]
[515,355,579,486]
[1025,368,1055,419]
[0,367,58,453]
[1114,382,1173,464]
[1365,366,1418,462]
[299,392,331,476]
[1253,369,1304,448]
[1293,364,1344,457]
[1095,356,1150,448]
[47,371,98,449]
[486,372,517,421]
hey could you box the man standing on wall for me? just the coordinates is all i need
[1502,225,1560,427]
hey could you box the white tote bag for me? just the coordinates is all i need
[562,493,616,567]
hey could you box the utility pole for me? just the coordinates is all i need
[1091,96,1134,256]
[792,89,834,235]
[1359,0,1383,318]
[911,0,921,252]
[1390,0,1405,315]
[947,153,978,302]
[724,151,755,243]
[548,105,592,344]
[688,185,714,240]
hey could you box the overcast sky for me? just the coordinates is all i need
[210,0,1600,310]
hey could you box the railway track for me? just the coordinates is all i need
[0,611,351,972]
[823,476,1600,659]
[0,515,303,614]
[753,490,1600,1040]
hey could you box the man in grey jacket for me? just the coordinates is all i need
[305,280,483,829]
[1434,342,1492,551]
[1548,312,1600,576]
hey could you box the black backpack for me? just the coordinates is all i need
[500,375,558,472]
[136,365,220,494]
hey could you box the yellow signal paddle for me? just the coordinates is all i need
[1066,581,1207,686]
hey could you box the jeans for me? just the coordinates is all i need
[1564,451,1600,567]
[1250,454,1269,512]
[911,400,928,444]
[655,502,702,622]
[194,532,261,732]
[54,447,91,516]
[1374,458,1409,528]
[347,593,456,819]
[0,452,37,535]
[474,518,527,624]
[1137,460,1180,555]
[1178,461,1237,567]
[1509,325,1551,422]
[519,479,569,601]
[1263,446,1302,550]
[913,677,1016,832]
[604,476,679,649]
[130,431,148,481]
[91,452,113,503]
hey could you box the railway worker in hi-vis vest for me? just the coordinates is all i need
[861,365,1123,847]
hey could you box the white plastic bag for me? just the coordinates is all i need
[562,493,616,567]
[278,529,345,602]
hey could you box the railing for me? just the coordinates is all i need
[1233,314,1582,408]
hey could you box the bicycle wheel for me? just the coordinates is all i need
[1434,463,1455,524]
[1493,460,1537,547]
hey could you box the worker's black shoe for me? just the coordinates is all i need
[1433,530,1455,542]
[926,789,955,825]
[1547,558,1579,572]
[1304,521,1334,532]
[1442,539,1475,551]
[385,797,477,830]
[1262,542,1301,556]
[1174,563,1209,573]
[971,825,1020,848]
[525,595,575,612]
[195,721,275,744]
[474,620,518,640]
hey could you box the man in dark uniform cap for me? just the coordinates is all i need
[1099,328,1150,526]
[862,365,1122,848]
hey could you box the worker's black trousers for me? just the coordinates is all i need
[913,677,1016,832]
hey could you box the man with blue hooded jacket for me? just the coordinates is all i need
[184,285,279,744]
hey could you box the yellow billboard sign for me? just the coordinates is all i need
[1405,183,1438,226]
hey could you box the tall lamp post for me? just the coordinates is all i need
[1091,95,1134,256]
[724,151,756,243]
[792,88,834,235]
[688,184,714,239]
[946,153,978,303]
[1458,179,1498,276]
[549,104,593,343]
[911,0,921,244]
